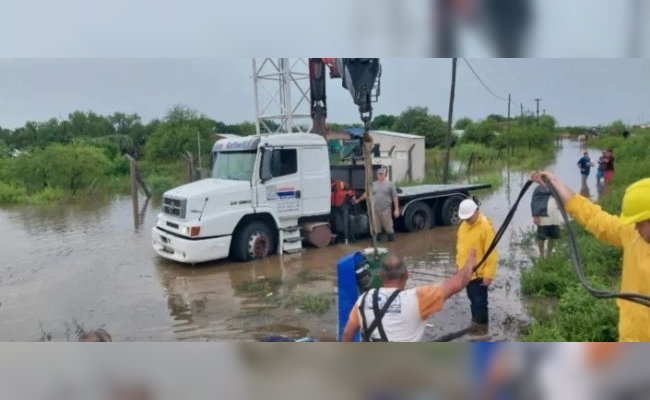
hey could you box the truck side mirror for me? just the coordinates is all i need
[260,147,273,183]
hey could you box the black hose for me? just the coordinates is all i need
[471,176,650,308]
[472,180,534,273]
[430,327,472,342]
[541,176,650,308]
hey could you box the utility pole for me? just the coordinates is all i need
[628,0,642,57]
[197,131,202,177]
[520,103,523,118]
[507,94,511,155]
[534,98,541,125]
[443,58,457,184]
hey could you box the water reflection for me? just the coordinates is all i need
[6,200,114,237]
[596,180,611,200]
[580,181,592,199]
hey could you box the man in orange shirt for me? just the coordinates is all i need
[341,250,476,342]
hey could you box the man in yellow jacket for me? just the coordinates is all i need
[456,198,498,333]
[531,171,650,342]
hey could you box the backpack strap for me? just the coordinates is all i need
[358,291,371,342]
[361,288,402,342]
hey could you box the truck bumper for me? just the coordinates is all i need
[152,227,231,264]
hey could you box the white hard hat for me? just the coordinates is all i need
[458,199,478,220]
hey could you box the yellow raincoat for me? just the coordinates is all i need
[566,194,650,342]
[456,214,498,280]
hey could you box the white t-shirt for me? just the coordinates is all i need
[539,196,561,226]
[348,286,445,342]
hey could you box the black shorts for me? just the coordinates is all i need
[537,225,560,240]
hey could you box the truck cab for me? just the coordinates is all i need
[152,133,331,264]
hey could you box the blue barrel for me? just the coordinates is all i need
[336,251,365,342]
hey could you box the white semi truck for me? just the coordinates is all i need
[151,133,491,264]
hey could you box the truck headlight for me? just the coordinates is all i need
[181,226,201,237]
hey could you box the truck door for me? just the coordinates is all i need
[256,147,303,219]
[300,146,331,216]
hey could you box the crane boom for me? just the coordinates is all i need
[308,58,382,136]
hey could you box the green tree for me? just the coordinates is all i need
[0,140,8,158]
[144,105,215,162]
[12,144,110,194]
[11,149,55,190]
[454,117,473,130]
[392,107,448,148]
[539,115,557,132]
[372,114,398,130]
[486,114,506,123]
[108,112,150,154]
[609,119,626,135]
[461,119,501,145]
[48,144,110,194]
[237,121,257,135]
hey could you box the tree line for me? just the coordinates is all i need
[0,105,558,159]
[0,103,631,203]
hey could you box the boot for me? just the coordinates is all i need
[387,234,395,242]
[468,321,489,336]
[374,234,381,242]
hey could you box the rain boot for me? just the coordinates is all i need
[387,234,395,242]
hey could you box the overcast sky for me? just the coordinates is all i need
[1,58,649,130]
[1,0,648,57]
[1,1,649,130]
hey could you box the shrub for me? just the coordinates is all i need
[148,174,181,197]
[0,181,28,203]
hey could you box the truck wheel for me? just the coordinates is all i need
[403,201,433,233]
[232,221,275,262]
[440,195,464,226]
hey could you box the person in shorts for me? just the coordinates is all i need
[531,183,561,258]
[596,150,607,184]
[577,151,594,185]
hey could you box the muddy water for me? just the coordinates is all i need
[0,139,601,342]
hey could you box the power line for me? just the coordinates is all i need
[462,58,509,102]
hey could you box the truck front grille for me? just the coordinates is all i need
[162,196,186,219]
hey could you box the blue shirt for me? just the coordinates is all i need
[578,156,591,175]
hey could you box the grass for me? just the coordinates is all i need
[517,133,650,341]
[235,276,284,296]
[280,292,334,315]
[235,274,334,316]
[400,142,555,188]
[295,269,330,283]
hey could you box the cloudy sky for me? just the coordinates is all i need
[1,0,649,130]
[1,0,648,57]
[1,58,649,130]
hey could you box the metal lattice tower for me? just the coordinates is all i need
[252,58,312,135]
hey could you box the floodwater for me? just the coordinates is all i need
[0,139,602,342]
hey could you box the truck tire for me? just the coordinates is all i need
[439,195,465,226]
[232,221,275,262]
[403,201,433,233]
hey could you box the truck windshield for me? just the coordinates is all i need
[211,151,256,181]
